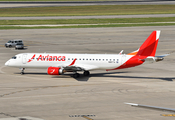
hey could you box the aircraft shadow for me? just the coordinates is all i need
[14,72,174,82]
[14,72,48,75]
[73,72,175,82]
[90,73,174,82]
[15,47,28,50]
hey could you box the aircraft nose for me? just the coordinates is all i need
[5,60,10,66]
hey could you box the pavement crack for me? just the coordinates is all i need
[0,112,17,117]
[0,85,67,98]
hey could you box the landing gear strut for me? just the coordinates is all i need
[20,68,25,75]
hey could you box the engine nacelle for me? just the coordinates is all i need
[47,67,64,75]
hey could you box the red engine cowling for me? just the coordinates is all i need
[47,67,64,75]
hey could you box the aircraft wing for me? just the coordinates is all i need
[125,103,175,112]
[62,64,99,71]
[63,66,83,71]
[53,58,99,72]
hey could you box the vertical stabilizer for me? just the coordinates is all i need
[136,30,160,57]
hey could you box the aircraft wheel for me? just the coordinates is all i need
[83,71,90,76]
[73,73,80,78]
[21,72,24,75]
[20,68,25,75]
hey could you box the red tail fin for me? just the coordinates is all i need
[136,30,160,57]
[107,31,161,71]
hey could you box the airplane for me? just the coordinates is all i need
[5,30,169,78]
[125,102,175,115]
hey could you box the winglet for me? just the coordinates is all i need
[119,50,124,55]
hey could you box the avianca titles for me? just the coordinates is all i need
[5,30,169,78]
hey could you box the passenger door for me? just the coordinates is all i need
[121,55,126,65]
[22,54,27,64]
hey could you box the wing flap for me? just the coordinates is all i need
[62,64,98,72]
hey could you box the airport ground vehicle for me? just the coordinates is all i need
[5,40,23,48]
[15,42,24,49]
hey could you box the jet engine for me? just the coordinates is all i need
[47,67,64,75]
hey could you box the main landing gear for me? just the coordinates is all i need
[73,73,80,78]
[20,68,25,75]
[83,71,90,76]
[73,71,90,78]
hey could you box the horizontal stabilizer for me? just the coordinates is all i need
[155,54,170,58]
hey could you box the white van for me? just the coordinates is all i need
[5,40,23,48]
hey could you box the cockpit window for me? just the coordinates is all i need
[12,56,17,59]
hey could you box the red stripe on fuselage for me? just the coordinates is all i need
[106,55,145,71]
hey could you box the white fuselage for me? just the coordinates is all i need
[5,53,133,71]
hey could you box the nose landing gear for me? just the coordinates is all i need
[20,68,25,75]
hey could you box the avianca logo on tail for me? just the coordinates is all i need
[28,54,66,63]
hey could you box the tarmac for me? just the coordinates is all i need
[0,26,175,120]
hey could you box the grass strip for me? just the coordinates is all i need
[0,22,175,29]
[0,5,175,17]
[0,17,175,25]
